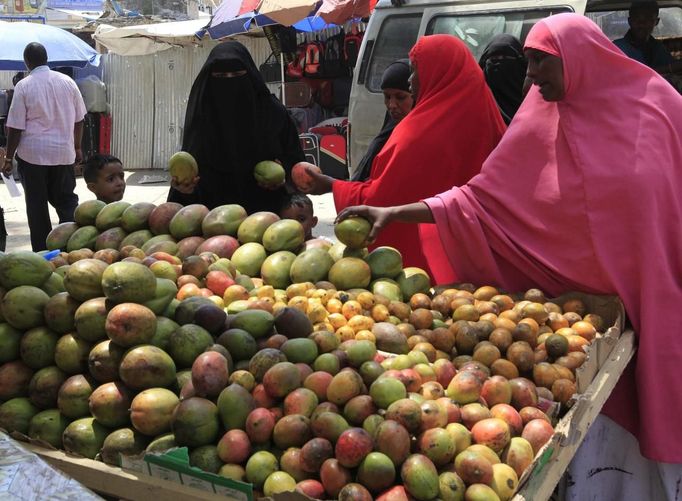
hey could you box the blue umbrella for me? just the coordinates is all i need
[0,21,100,71]
[293,16,337,32]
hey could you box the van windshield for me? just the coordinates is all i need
[426,8,571,61]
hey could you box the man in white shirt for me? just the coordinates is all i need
[2,42,86,251]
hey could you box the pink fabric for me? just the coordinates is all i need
[424,13,682,462]
[523,21,560,57]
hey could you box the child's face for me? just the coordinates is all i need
[281,204,317,240]
[88,162,126,203]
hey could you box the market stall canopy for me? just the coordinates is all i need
[45,0,105,21]
[206,10,278,39]
[206,0,374,39]
[206,9,337,39]
[318,0,378,25]
[258,0,318,27]
[214,0,260,20]
[48,8,104,21]
[0,20,100,70]
[93,19,208,56]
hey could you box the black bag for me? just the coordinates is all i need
[322,32,347,78]
[263,25,298,65]
[278,27,299,55]
[344,27,364,70]
[81,112,100,161]
[259,52,282,84]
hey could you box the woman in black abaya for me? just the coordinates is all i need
[168,41,304,213]
[478,34,527,125]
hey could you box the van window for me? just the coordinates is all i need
[586,7,682,40]
[426,8,571,61]
[366,14,422,92]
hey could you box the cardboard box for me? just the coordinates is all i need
[21,442,254,501]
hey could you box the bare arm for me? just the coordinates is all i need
[74,120,84,164]
[297,165,335,195]
[336,201,434,243]
[2,127,22,175]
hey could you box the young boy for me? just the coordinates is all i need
[279,192,318,240]
[84,154,126,203]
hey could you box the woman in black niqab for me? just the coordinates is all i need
[168,41,304,213]
[478,34,527,125]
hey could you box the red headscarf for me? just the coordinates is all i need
[333,34,506,282]
[423,14,682,462]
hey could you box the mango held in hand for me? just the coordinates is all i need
[254,160,285,189]
[168,152,198,183]
[334,216,372,249]
[292,161,321,192]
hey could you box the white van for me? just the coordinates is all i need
[347,0,682,176]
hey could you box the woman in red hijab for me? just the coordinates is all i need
[339,13,682,498]
[297,35,506,282]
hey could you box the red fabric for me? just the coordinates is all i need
[333,34,506,281]
[238,0,259,15]
[99,114,111,155]
[320,134,346,161]
[424,14,682,462]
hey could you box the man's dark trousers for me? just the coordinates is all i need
[17,156,79,252]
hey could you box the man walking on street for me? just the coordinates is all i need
[2,42,85,251]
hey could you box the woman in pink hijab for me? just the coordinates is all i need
[338,13,682,498]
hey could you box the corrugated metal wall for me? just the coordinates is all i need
[0,73,13,89]
[103,36,275,170]
[153,45,210,171]
[103,53,156,169]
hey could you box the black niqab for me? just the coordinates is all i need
[168,41,304,213]
[479,34,527,125]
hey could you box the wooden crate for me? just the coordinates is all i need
[512,329,636,500]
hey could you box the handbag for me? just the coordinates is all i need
[259,52,282,84]
[281,81,314,108]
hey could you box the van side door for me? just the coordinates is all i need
[348,7,423,173]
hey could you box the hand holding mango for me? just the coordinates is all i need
[169,152,200,194]
[334,216,372,249]
[292,162,322,192]
[254,160,286,190]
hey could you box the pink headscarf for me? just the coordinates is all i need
[422,13,682,462]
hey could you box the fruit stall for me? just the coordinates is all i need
[0,197,637,501]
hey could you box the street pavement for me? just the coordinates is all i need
[0,171,337,252]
